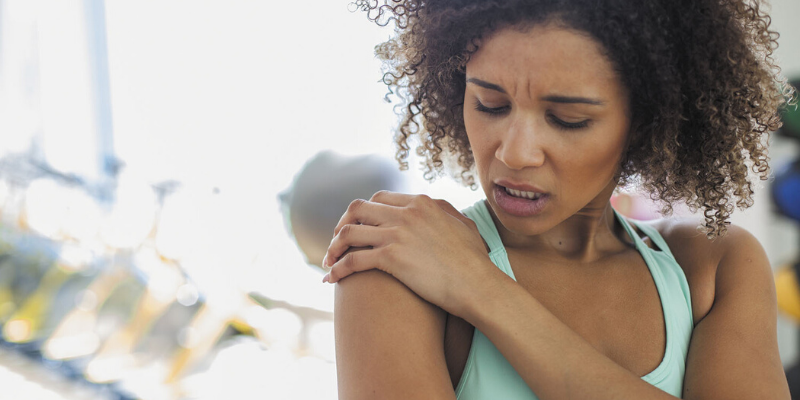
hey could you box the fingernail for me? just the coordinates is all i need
[322,274,330,283]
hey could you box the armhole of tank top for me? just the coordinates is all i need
[625,218,693,321]
[631,220,693,326]
[454,328,479,399]
[629,220,676,259]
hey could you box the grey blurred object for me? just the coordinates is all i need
[279,151,409,270]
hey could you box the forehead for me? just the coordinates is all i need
[466,24,624,99]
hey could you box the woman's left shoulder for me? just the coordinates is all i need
[646,219,789,399]
[647,217,765,262]
[644,218,771,325]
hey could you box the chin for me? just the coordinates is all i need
[486,198,555,235]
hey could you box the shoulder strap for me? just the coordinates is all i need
[613,208,675,259]
[631,221,676,259]
[462,200,505,254]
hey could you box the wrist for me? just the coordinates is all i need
[458,260,517,327]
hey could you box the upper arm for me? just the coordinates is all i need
[682,225,790,400]
[334,268,456,400]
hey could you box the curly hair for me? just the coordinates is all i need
[352,0,795,238]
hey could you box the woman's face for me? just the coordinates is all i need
[464,23,632,238]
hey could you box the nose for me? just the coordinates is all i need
[494,117,546,170]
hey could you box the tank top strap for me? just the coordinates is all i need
[630,220,676,259]
[462,200,505,254]
[613,208,650,251]
[612,209,675,259]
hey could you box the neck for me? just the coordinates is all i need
[487,190,634,264]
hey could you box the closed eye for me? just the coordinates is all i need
[547,114,590,130]
[475,100,509,116]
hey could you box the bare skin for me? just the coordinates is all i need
[331,24,789,400]
[442,209,717,388]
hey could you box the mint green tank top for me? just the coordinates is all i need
[457,199,694,399]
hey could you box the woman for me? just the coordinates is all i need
[322,1,794,399]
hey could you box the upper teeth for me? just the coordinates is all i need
[505,187,542,200]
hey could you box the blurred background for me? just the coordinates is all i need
[0,0,797,399]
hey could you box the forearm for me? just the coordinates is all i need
[463,270,678,400]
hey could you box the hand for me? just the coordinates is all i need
[322,191,493,317]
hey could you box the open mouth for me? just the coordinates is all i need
[502,186,544,201]
[494,184,549,217]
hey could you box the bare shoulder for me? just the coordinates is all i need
[649,217,767,270]
[645,218,790,399]
[643,218,789,398]
[643,217,769,325]
[334,269,455,400]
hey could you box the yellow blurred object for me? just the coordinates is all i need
[0,278,16,322]
[775,263,800,323]
[164,296,263,383]
[3,266,72,343]
[44,268,128,360]
[85,284,177,383]
[165,304,230,384]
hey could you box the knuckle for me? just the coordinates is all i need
[414,194,437,212]
[342,252,356,270]
[348,198,366,213]
[340,223,353,238]
[370,190,391,201]
[415,194,433,205]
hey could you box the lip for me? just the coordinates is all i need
[494,178,547,194]
[492,184,549,217]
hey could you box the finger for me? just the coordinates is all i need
[333,198,403,237]
[324,224,392,268]
[323,245,370,273]
[368,190,417,206]
[325,246,385,284]
[371,191,456,223]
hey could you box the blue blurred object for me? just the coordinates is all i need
[773,78,800,224]
[773,160,800,223]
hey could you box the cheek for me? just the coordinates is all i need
[464,113,492,158]
[566,130,628,180]
[463,115,497,189]
[463,111,479,141]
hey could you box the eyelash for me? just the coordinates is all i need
[474,100,509,116]
[474,100,590,131]
[550,116,590,131]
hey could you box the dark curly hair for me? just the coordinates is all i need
[352,0,795,238]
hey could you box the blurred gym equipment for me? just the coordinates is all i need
[772,79,800,399]
[279,150,409,270]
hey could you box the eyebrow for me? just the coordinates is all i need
[466,77,605,106]
[466,78,507,93]
[542,95,605,106]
